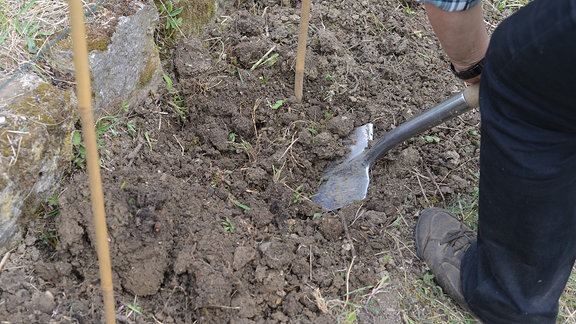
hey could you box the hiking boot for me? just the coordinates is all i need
[415,207,476,308]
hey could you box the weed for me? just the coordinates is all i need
[124,302,143,316]
[43,194,60,218]
[307,127,319,135]
[144,131,153,150]
[163,73,188,123]
[293,185,303,203]
[228,132,238,142]
[126,120,137,137]
[270,99,284,110]
[121,296,144,321]
[319,273,391,323]
[232,139,256,161]
[250,46,278,70]
[221,216,235,234]
[449,185,479,230]
[71,130,86,168]
[560,269,576,322]
[492,0,530,12]
[229,197,251,211]
[369,13,384,32]
[403,3,416,15]
[121,100,130,113]
[272,162,286,183]
[325,73,336,82]
[157,0,184,35]
[423,135,440,144]
[37,226,59,249]
[71,107,137,168]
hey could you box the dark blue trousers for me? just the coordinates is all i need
[460,0,576,322]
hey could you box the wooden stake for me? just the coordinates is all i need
[294,0,311,102]
[68,1,115,323]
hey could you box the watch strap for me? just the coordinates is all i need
[450,59,484,80]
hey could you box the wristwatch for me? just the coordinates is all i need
[450,59,484,80]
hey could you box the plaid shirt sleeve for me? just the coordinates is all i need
[416,0,481,11]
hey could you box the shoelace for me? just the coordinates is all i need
[440,228,475,253]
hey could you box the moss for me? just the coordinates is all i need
[154,0,215,43]
[1,81,75,229]
[87,36,110,52]
[138,56,159,88]
[179,0,216,35]
[3,82,74,174]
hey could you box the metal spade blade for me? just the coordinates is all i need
[312,84,479,211]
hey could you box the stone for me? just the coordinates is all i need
[90,4,163,118]
[0,4,165,254]
[0,74,75,254]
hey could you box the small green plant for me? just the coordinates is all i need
[122,296,144,320]
[126,120,137,137]
[229,197,251,211]
[403,4,416,15]
[270,99,284,110]
[72,111,137,168]
[231,138,256,161]
[163,73,188,123]
[158,0,183,32]
[307,127,319,135]
[37,226,59,249]
[424,135,440,143]
[325,73,336,82]
[44,194,60,218]
[144,131,153,150]
[369,13,384,32]
[221,216,235,234]
[293,185,303,203]
[250,47,278,70]
[493,0,530,12]
[228,132,238,142]
[121,100,130,112]
[72,130,86,168]
[272,162,286,183]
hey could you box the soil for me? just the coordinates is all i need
[0,0,501,322]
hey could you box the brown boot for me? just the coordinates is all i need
[415,207,476,308]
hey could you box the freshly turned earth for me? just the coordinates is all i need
[0,0,494,322]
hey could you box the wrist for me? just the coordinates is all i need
[450,58,484,81]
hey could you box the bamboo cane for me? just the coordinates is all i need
[294,0,311,102]
[68,1,116,323]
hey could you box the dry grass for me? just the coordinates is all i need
[0,0,69,75]
[0,0,111,80]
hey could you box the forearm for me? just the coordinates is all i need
[424,2,489,72]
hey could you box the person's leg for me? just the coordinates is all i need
[461,0,576,322]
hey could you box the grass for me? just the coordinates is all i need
[163,73,188,123]
[0,0,66,75]
[72,102,138,169]
[491,0,531,12]
[314,271,393,324]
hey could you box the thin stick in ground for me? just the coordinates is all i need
[294,0,311,102]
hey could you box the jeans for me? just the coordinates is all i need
[460,0,576,322]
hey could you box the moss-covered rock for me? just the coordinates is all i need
[0,73,75,254]
[90,4,163,118]
[179,0,216,36]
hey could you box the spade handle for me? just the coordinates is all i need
[364,83,480,165]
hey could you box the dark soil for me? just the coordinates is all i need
[0,0,496,322]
